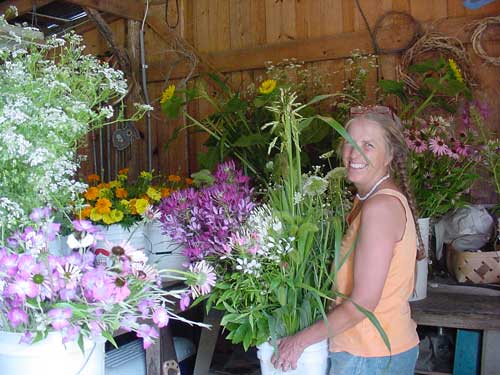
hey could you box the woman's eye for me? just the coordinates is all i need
[365,143,374,149]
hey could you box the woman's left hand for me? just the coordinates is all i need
[271,334,305,371]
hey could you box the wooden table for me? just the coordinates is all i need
[410,284,500,375]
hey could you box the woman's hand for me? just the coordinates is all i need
[271,334,305,371]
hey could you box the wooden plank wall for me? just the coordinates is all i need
[78,0,500,179]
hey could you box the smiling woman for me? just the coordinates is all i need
[273,107,423,375]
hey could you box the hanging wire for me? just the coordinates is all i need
[165,0,180,29]
[31,3,40,29]
[140,0,153,171]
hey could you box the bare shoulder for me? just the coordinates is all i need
[360,194,406,241]
[362,193,405,219]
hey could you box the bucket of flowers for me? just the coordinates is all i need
[79,170,193,274]
[0,25,208,374]
[158,89,388,374]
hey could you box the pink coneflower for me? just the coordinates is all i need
[179,292,191,311]
[413,138,427,153]
[454,140,470,156]
[429,137,450,156]
[188,260,216,298]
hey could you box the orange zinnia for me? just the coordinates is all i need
[185,178,194,185]
[84,187,99,201]
[168,174,181,183]
[95,198,112,215]
[115,187,128,199]
[118,168,129,176]
[129,199,138,215]
[87,174,100,184]
[79,206,92,219]
[161,187,171,198]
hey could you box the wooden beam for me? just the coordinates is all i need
[147,14,500,82]
[65,0,144,21]
[0,0,54,17]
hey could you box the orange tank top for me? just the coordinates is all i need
[329,189,419,357]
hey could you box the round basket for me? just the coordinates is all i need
[447,244,500,284]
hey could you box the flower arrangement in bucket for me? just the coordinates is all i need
[0,24,207,374]
[0,209,210,374]
[159,89,389,374]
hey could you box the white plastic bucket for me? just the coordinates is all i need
[0,331,105,375]
[144,221,188,274]
[257,339,328,375]
[410,217,430,301]
[96,224,145,251]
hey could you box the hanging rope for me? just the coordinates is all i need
[165,0,180,29]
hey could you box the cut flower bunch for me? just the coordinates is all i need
[159,89,388,351]
[0,29,150,241]
[0,208,209,349]
[80,169,192,228]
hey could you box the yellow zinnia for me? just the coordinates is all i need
[109,180,121,188]
[448,59,463,83]
[140,171,153,180]
[129,199,138,214]
[109,209,124,223]
[147,187,161,201]
[95,198,112,215]
[160,84,175,104]
[135,198,149,214]
[90,208,103,222]
[84,187,99,201]
[259,79,277,95]
[98,188,111,199]
[102,214,114,225]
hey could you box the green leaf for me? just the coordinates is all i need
[233,134,270,147]
[102,331,118,348]
[206,72,231,94]
[408,59,442,73]
[223,95,247,113]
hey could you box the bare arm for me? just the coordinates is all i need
[273,194,406,369]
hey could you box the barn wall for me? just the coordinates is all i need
[78,0,500,179]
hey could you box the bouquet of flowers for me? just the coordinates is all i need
[0,207,208,349]
[158,90,386,351]
[404,114,479,218]
[0,31,150,241]
[79,169,192,228]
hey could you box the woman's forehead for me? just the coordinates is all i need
[347,118,386,140]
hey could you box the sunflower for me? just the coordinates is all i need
[160,84,176,104]
[448,59,463,83]
[259,79,277,95]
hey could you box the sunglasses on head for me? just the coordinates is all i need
[350,105,395,119]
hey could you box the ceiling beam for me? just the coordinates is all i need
[0,0,54,18]
[64,0,145,21]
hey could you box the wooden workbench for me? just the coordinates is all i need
[410,284,500,375]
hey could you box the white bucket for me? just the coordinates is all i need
[144,221,188,274]
[0,331,105,375]
[257,339,328,375]
[410,217,430,301]
[96,224,145,251]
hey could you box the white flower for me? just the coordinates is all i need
[66,233,95,249]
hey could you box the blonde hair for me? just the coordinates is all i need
[345,112,426,260]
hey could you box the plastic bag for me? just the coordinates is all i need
[434,205,494,260]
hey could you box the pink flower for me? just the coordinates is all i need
[7,278,40,300]
[113,279,130,302]
[413,139,427,153]
[429,137,450,157]
[455,140,470,156]
[120,314,137,332]
[152,307,170,328]
[8,308,28,328]
[48,307,72,330]
[188,260,216,298]
[137,324,159,349]
[179,292,191,311]
[62,326,80,344]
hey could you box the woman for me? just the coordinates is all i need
[272,106,424,374]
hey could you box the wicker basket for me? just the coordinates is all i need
[447,244,500,284]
